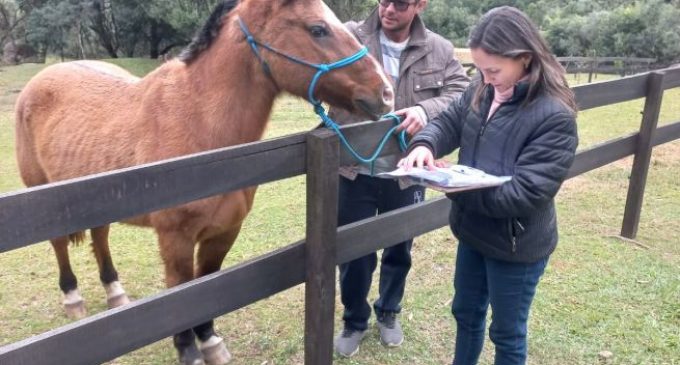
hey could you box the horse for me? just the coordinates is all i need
[14,0,394,364]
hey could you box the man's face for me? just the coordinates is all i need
[378,0,425,34]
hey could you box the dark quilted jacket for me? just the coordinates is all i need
[409,80,578,263]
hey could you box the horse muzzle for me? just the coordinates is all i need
[354,84,395,120]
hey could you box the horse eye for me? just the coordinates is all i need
[309,25,329,38]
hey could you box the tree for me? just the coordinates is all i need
[25,0,82,60]
[86,0,120,57]
[326,0,374,22]
[7,0,680,65]
[139,0,220,58]
[0,1,23,49]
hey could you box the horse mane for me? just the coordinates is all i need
[179,0,240,64]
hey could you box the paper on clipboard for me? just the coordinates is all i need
[378,164,511,193]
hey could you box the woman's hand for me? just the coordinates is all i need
[398,146,436,171]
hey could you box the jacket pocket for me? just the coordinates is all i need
[449,198,463,237]
[413,69,445,93]
[507,218,526,254]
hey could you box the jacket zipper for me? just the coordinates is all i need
[471,107,492,168]
[473,95,515,167]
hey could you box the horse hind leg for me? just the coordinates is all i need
[51,235,86,319]
[192,227,241,365]
[90,225,130,309]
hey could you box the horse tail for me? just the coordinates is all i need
[69,231,87,246]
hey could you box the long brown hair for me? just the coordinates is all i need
[468,6,577,114]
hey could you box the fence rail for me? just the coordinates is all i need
[1,67,679,364]
[557,56,658,82]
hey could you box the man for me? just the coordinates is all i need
[329,0,470,358]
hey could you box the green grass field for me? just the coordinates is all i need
[0,60,678,365]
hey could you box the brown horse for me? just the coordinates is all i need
[14,0,393,364]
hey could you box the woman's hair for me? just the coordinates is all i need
[468,6,577,114]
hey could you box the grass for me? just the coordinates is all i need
[0,60,678,365]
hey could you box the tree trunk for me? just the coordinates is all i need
[88,0,118,58]
[149,21,160,59]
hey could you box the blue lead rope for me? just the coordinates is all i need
[319,109,408,175]
[238,17,407,168]
[317,107,408,164]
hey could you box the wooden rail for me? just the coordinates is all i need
[1,67,679,364]
[557,56,658,82]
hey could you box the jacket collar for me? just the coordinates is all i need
[484,80,531,105]
[358,8,428,47]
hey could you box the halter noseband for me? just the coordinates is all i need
[237,17,407,168]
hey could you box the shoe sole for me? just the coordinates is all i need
[337,345,360,358]
[380,337,403,347]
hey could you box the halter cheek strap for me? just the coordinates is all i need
[238,17,368,105]
[237,17,407,167]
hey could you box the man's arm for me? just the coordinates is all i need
[397,40,469,136]
[417,50,470,120]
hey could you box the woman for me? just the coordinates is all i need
[397,6,578,365]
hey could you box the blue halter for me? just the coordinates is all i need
[237,17,407,167]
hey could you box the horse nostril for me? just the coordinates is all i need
[383,85,395,107]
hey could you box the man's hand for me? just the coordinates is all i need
[394,106,427,136]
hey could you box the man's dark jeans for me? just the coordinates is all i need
[452,242,548,365]
[338,174,425,331]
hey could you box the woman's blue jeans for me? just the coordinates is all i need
[452,242,548,365]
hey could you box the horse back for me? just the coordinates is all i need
[15,61,144,185]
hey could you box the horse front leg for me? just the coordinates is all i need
[90,225,130,309]
[158,229,204,365]
[192,226,242,365]
[51,236,86,319]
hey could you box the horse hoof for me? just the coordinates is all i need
[64,301,87,319]
[179,345,205,365]
[107,293,130,309]
[200,336,232,365]
[105,281,129,309]
[181,359,205,365]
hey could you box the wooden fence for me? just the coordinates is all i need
[557,56,658,82]
[1,67,679,364]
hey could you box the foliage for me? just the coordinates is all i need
[545,0,680,63]
[0,0,678,65]
[327,0,680,65]
[0,0,220,61]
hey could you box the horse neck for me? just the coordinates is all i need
[183,34,280,148]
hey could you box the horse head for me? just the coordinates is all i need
[236,0,395,120]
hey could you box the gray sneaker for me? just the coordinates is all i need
[334,327,367,357]
[376,312,403,347]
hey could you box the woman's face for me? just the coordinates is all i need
[471,48,530,93]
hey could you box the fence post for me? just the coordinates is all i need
[305,129,340,364]
[621,71,665,238]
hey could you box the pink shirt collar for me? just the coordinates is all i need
[487,75,529,121]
